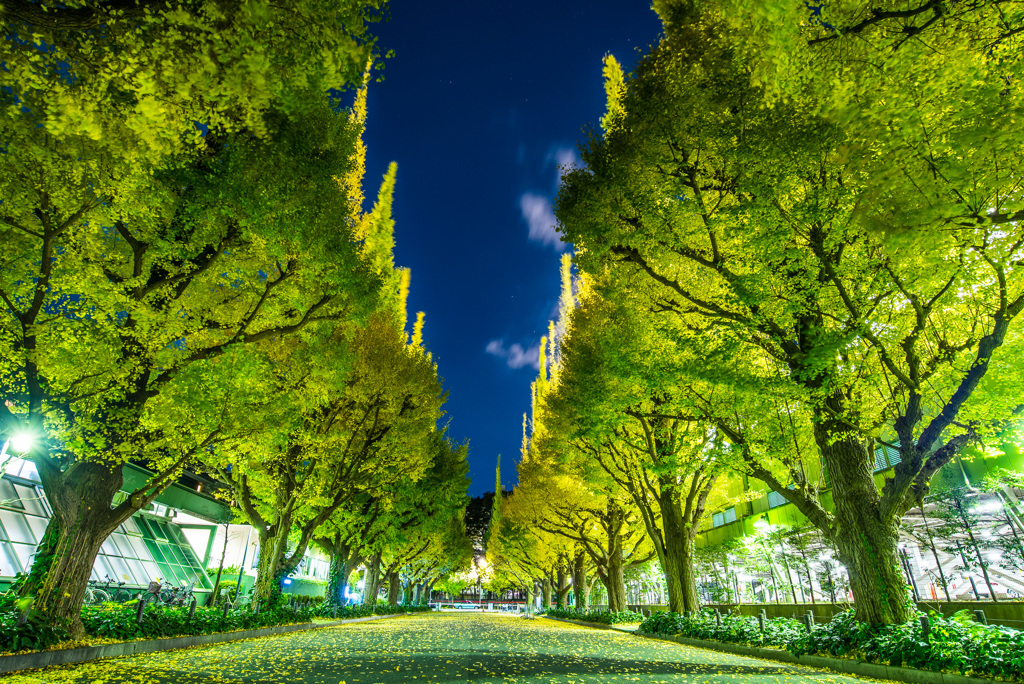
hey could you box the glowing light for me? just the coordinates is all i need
[10,432,33,454]
[972,500,1003,515]
[753,518,771,532]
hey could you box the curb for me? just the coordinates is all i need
[634,632,1004,684]
[0,612,408,675]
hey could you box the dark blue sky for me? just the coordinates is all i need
[362,2,663,496]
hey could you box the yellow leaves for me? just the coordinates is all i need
[4,607,864,683]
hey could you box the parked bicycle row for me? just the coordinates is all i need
[84,575,200,608]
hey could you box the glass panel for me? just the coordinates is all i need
[14,542,35,570]
[724,507,737,524]
[0,479,23,509]
[13,484,46,516]
[167,544,188,565]
[25,516,47,541]
[712,512,724,527]
[13,460,39,481]
[1,513,36,544]
[104,554,135,584]
[0,543,22,575]
[873,448,888,472]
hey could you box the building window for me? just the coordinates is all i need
[712,512,724,527]
[767,491,787,508]
[873,444,902,473]
[723,507,737,524]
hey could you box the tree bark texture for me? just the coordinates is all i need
[571,550,589,611]
[556,565,570,607]
[387,571,401,605]
[21,461,130,638]
[818,424,912,625]
[655,482,701,614]
[604,502,627,612]
[541,576,552,608]
[255,522,294,606]
[362,553,381,606]
[324,540,361,605]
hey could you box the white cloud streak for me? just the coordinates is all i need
[520,192,566,252]
[486,338,541,370]
[551,147,580,181]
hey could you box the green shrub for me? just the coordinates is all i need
[638,609,803,648]
[76,602,321,642]
[547,607,645,624]
[0,597,429,654]
[0,608,69,654]
[639,609,1024,682]
[792,610,1024,680]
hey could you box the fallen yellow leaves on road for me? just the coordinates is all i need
[4,613,884,683]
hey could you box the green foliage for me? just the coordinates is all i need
[792,610,1024,681]
[77,603,313,642]
[638,610,803,649]
[553,0,1024,626]
[0,608,69,653]
[546,607,645,625]
[0,600,431,653]
[640,609,1024,681]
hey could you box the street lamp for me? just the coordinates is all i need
[9,431,34,454]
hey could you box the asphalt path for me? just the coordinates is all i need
[7,613,879,684]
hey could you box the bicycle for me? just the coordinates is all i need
[84,581,110,606]
[137,578,170,607]
[169,578,199,607]
[94,575,134,603]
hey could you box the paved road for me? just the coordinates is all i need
[8,613,877,684]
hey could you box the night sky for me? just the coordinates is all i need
[362,2,663,496]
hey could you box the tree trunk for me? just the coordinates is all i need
[324,539,361,606]
[820,427,912,625]
[541,575,552,607]
[387,571,401,605]
[20,461,127,638]
[255,522,293,606]
[571,550,589,611]
[362,554,381,606]
[556,565,570,607]
[656,484,703,614]
[602,500,628,612]
[802,559,816,603]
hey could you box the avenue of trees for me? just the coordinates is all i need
[0,1,471,637]
[488,0,1024,626]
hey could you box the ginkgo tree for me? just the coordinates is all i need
[543,288,747,615]
[0,98,383,634]
[557,2,1024,625]
[211,308,446,604]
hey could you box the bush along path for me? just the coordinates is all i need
[1,595,431,655]
[638,609,1024,682]
[545,607,646,626]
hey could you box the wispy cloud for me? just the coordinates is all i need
[520,192,566,252]
[549,146,581,181]
[486,338,541,370]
